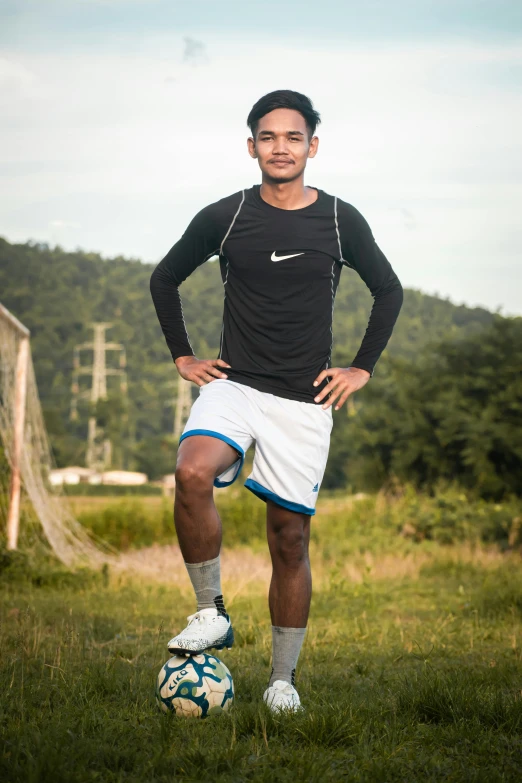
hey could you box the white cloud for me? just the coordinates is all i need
[1,37,521,313]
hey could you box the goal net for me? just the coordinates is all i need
[0,303,112,567]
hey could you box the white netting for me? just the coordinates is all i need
[0,307,114,567]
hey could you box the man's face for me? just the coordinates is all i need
[247,108,318,183]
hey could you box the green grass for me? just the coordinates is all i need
[70,485,522,553]
[1,499,522,783]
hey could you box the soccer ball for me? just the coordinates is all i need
[155,653,234,718]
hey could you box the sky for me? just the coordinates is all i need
[1,0,521,314]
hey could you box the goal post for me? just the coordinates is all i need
[0,304,29,550]
[0,302,112,567]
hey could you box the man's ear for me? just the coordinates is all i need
[247,137,257,159]
[308,136,319,159]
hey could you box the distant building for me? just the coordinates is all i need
[50,467,149,488]
[100,470,148,486]
[157,473,176,496]
[49,467,96,486]
[161,473,176,490]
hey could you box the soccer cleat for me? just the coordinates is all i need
[263,680,302,713]
[167,607,234,656]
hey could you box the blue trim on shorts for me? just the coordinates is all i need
[179,429,244,488]
[244,478,316,516]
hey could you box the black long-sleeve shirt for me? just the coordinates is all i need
[150,185,403,404]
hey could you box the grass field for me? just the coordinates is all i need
[2,489,522,782]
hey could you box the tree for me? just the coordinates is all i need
[346,317,522,498]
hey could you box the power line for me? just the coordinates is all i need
[70,323,127,471]
[162,376,193,438]
[173,376,192,439]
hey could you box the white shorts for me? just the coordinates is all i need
[180,379,333,516]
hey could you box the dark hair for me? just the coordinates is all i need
[247,90,321,139]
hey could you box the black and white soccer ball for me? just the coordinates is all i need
[156,653,234,718]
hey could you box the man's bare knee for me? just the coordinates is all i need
[273,524,308,568]
[175,461,214,495]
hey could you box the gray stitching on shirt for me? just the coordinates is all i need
[334,196,344,263]
[334,196,353,268]
[220,190,245,256]
[327,259,336,369]
[218,191,244,358]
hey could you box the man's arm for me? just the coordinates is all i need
[313,199,403,410]
[150,204,232,384]
[338,200,403,376]
[150,206,220,360]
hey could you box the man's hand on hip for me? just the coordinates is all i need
[313,366,371,410]
[175,356,231,387]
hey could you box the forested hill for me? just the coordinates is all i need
[0,237,496,480]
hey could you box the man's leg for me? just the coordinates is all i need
[174,435,238,564]
[167,435,239,655]
[266,501,310,694]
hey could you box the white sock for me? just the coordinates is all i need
[184,555,226,614]
[269,626,306,687]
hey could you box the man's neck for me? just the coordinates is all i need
[260,178,317,211]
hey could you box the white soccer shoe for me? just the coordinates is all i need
[263,680,302,713]
[167,607,234,656]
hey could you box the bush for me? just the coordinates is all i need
[63,484,162,497]
[76,499,174,550]
[384,485,522,547]
[73,486,522,553]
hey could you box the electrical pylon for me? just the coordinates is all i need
[173,375,192,439]
[70,323,127,471]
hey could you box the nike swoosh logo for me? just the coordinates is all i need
[271,251,305,262]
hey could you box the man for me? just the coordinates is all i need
[150,89,403,712]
